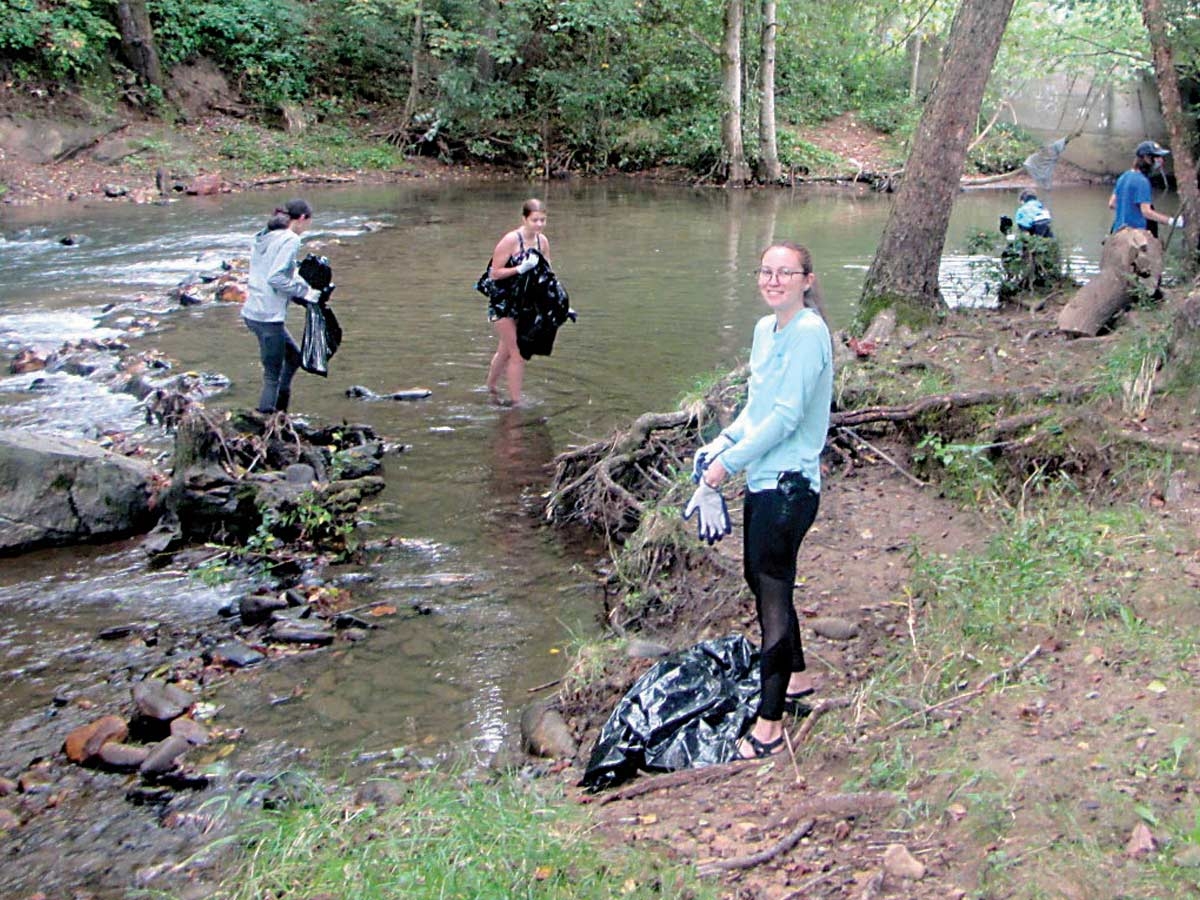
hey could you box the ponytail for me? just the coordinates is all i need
[804,273,830,324]
[264,197,313,231]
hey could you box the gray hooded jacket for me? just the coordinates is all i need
[243,228,309,323]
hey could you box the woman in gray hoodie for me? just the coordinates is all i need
[243,198,317,414]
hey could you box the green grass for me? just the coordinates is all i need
[214,122,406,175]
[209,771,714,900]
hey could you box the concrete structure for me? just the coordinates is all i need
[1007,72,1167,176]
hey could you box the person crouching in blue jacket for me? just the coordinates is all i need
[1015,189,1054,238]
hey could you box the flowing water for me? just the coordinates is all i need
[0,180,1122,890]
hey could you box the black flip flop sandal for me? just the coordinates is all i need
[739,733,784,759]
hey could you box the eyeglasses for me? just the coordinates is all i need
[755,267,807,281]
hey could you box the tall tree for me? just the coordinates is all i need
[720,0,749,184]
[115,0,163,90]
[859,0,1015,319]
[1142,0,1199,269]
[757,0,781,182]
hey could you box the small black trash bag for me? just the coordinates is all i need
[300,301,342,377]
[580,634,760,792]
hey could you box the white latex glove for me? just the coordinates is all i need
[682,482,732,545]
[1170,215,1185,229]
[303,287,322,303]
[515,250,540,274]
[691,434,732,483]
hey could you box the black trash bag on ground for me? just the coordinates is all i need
[580,634,760,792]
[300,301,342,377]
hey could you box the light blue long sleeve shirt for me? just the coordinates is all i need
[715,308,833,493]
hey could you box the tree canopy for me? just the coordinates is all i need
[0,0,1190,176]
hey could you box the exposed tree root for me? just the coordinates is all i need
[697,792,900,877]
[583,758,759,805]
[697,819,815,876]
[830,382,1096,428]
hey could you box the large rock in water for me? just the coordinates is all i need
[0,429,161,554]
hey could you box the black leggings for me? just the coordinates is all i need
[742,473,820,722]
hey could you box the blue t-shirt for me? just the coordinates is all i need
[1110,169,1152,232]
[714,308,833,493]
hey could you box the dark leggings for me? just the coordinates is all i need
[742,473,820,722]
[245,318,300,413]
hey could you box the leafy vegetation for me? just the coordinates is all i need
[1,0,1167,176]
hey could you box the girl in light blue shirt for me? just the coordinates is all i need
[695,241,833,760]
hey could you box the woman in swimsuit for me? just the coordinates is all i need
[485,198,550,406]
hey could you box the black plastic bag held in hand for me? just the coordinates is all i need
[300,302,342,376]
[297,254,342,376]
[580,635,760,792]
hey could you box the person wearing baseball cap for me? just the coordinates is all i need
[1108,140,1183,236]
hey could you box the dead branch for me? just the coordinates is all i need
[837,426,928,488]
[697,819,815,876]
[248,174,357,188]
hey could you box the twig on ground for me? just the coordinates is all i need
[782,865,851,899]
[838,426,927,488]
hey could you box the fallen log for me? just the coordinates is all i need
[1057,228,1163,336]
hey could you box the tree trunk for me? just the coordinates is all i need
[720,0,749,185]
[1142,0,1200,270]
[401,0,424,131]
[859,0,1015,319]
[476,0,497,83]
[115,0,163,89]
[757,0,781,183]
[1057,228,1164,336]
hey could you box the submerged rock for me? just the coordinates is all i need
[268,619,335,645]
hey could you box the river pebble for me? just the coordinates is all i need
[97,742,151,771]
[810,616,861,640]
[207,640,265,668]
[140,735,192,776]
[132,680,194,721]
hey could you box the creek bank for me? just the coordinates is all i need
[528,286,1200,897]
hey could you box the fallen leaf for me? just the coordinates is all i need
[367,604,397,617]
[534,866,553,881]
[1146,680,1168,695]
